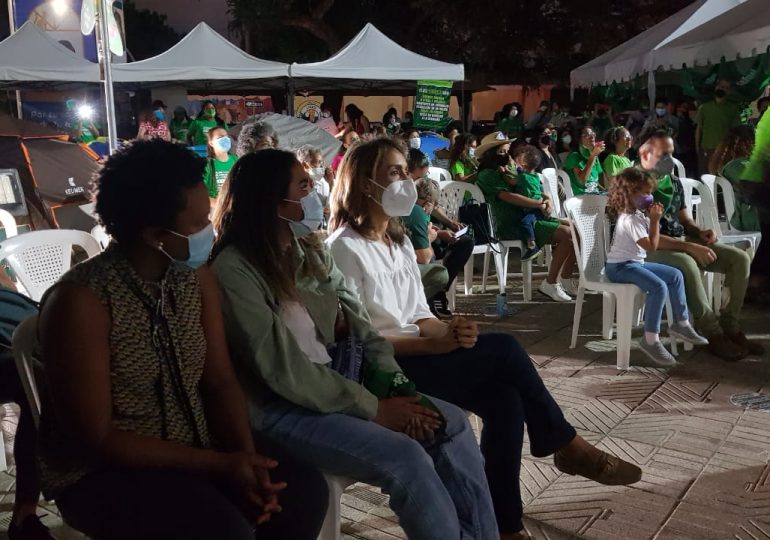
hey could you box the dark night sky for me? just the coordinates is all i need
[133,0,231,36]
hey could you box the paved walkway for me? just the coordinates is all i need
[1,277,769,539]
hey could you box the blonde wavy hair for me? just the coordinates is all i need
[328,137,407,244]
[606,168,656,219]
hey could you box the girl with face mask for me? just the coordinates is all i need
[202,127,237,204]
[495,102,525,139]
[605,168,708,367]
[533,124,562,172]
[37,140,329,540]
[564,127,606,195]
[448,132,479,183]
[327,138,643,540]
[188,100,225,147]
[136,101,171,142]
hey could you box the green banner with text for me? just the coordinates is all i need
[413,80,453,130]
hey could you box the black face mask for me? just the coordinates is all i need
[540,135,552,146]
[715,89,727,98]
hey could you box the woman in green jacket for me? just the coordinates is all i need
[210,149,498,540]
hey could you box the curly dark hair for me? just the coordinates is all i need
[708,125,755,175]
[94,139,205,244]
[606,168,656,219]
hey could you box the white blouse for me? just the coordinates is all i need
[326,225,435,337]
[279,301,332,365]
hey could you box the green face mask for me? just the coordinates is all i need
[204,109,216,119]
[579,145,591,159]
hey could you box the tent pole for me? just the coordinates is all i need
[461,81,466,131]
[98,0,119,154]
[7,0,22,119]
[286,79,296,116]
[647,71,656,114]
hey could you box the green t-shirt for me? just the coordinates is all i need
[188,118,220,146]
[403,204,431,250]
[169,118,190,143]
[76,122,97,143]
[202,155,237,198]
[603,154,633,178]
[720,158,749,184]
[477,168,519,241]
[695,100,740,150]
[496,116,524,139]
[516,171,543,200]
[564,150,604,194]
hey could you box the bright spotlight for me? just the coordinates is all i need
[77,104,94,120]
[51,0,68,17]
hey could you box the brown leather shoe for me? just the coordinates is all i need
[707,333,748,361]
[725,331,765,357]
[554,449,642,485]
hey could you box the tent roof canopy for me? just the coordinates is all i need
[571,0,743,88]
[290,23,464,90]
[659,0,770,70]
[112,22,290,86]
[0,21,99,87]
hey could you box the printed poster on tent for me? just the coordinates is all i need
[413,80,452,131]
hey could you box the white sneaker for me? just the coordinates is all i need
[559,277,580,297]
[539,280,572,302]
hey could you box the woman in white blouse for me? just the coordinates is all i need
[326,138,643,540]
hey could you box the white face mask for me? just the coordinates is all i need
[509,109,518,118]
[408,137,421,150]
[309,167,325,182]
[280,191,325,236]
[322,111,331,118]
[468,147,476,158]
[368,178,418,217]
[561,135,572,145]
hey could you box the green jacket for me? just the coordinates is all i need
[211,237,401,427]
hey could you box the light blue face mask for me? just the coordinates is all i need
[280,190,325,237]
[214,136,231,153]
[154,109,166,121]
[161,223,215,269]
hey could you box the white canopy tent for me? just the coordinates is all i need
[290,23,465,91]
[570,0,744,94]
[651,0,770,70]
[0,21,99,87]
[111,22,290,89]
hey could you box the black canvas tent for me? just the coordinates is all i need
[0,116,98,231]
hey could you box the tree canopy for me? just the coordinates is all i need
[225,0,694,85]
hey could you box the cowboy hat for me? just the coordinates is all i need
[476,131,514,157]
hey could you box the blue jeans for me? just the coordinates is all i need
[605,260,689,333]
[262,396,497,540]
[396,333,577,533]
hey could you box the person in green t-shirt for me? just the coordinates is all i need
[188,101,225,146]
[72,119,99,144]
[495,103,525,139]
[695,79,741,174]
[448,133,479,183]
[602,127,634,189]
[564,127,606,195]
[707,124,758,231]
[202,127,237,203]
[169,106,191,144]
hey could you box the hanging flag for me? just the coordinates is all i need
[80,0,97,35]
[106,2,124,56]
[413,80,453,131]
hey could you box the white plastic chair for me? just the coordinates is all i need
[0,230,102,302]
[487,211,535,302]
[540,169,563,218]
[427,167,452,184]
[672,156,686,179]
[90,224,111,250]
[439,181,493,297]
[564,196,679,370]
[318,474,356,540]
[557,169,574,199]
[0,209,19,239]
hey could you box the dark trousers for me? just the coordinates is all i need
[56,431,328,540]
[0,355,40,506]
[433,234,475,290]
[396,333,576,533]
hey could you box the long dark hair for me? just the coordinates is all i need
[449,133,476,169]
[197,100,226,127]
[211,149,301,300]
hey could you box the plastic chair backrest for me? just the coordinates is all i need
[700,174,716,197]
[540,169,562,217]
[0,209,18,239]
[91,224,111,250]
[564,195,608,284]
[687,178,720,234]
[11,316,41,428]
[672,156,686,179]
[715,176,737,229]
[438,181,486,223]
[557,169,574,199]
[0,230,102,301]
[427,167,452,184]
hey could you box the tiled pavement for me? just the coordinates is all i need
[1,272,769,539]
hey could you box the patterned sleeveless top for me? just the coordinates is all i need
[38,245,212,498]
